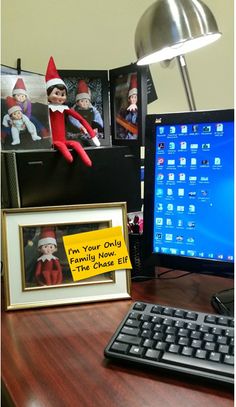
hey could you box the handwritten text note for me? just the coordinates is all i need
[63,226,132,281]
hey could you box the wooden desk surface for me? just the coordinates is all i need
[1,271,234,407]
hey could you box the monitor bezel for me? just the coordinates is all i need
[143,109,234,278]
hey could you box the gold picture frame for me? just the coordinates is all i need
[2,202,131,310]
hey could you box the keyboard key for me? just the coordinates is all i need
[186,311,197,320]
[121,326,140,336]
[209,352,221,362]
[195,349,207,359]
[117,334,142,346]
[133,302,146,311]
[217,316,230,326]
[129,346,144,357]
[161,352,233,376]
[181,346,194,357]
[145,349,161,360]
[224,355,234,365]
[111,341,129,354]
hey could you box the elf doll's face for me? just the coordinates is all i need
[40,243,57,255]
[48,87,67,105]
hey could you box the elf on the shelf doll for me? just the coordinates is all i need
[45,56,100,166]
[35,227,62,286]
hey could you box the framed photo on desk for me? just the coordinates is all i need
[2,202,131,310]
[58,69,111,147]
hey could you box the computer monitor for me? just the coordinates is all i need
[143,109,234,279]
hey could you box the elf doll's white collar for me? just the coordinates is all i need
[49,104,69,113]
[37,254,58,262]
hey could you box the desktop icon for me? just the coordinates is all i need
[189,204,195,213]
[168,173,175,181]
[214,157,221,165]
[179,173,186,181]
[169,141,175,150]
[158,142,165,150]
[156,188,164,196]
[178,188,185,196]
[167,203,174,211]
[202,143,210,149]
[170,126,176,134]
[158,157,165,165]
[159,126,165,134]
[201,159,209,165]
[203,125,211,133]
[167,159,175,166]
[179,157,186,165]
[181,125,188,133]
[190,143,198,150]
[191,158,197,165]
[156,217,163,225]
[216,123,223,132]
[180,141,187,149]
[157,173,164,181]
[165,233,173,241]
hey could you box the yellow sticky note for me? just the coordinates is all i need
[62,226,132,281]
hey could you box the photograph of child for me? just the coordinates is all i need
[1,75,52,151]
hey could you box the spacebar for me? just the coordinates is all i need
[161,353,233,376]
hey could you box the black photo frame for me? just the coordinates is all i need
[58,70,111,147]
[109,64,147,146]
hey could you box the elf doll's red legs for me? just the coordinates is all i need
[66,140,92,167]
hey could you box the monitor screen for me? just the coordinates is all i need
[143,109,234,278]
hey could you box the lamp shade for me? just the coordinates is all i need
[135,0,221,65]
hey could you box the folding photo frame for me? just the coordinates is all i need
[2,202,131,310]
[58,70,111,146]
[109,64,147,146]
[1,74,52,151]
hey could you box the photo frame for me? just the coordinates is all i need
[58,70,111,147]
[109,64,147,146]
[2,202,131,310]
[1,74,52,151]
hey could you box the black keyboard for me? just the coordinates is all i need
[104,301,234,384]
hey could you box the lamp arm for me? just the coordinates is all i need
[177,55,196,111]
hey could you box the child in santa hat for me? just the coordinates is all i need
[124,73,138,139]
[45,56,100,166]
[2,96,41,145]
[68,79,103,144]
[12,78,49,138]
[35,227,62,286]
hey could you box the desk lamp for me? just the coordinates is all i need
[135,0,221,110]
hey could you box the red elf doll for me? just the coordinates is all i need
[35,227,63,286]
[45,56,100,166]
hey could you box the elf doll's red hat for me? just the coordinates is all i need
[45,56,67,90]
[128,73,138,97]
[12,78,27,96]
[38,228,57,248]
[6,96,22,115]
[76,80,91,102]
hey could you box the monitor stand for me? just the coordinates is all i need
[211,287,234,317]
